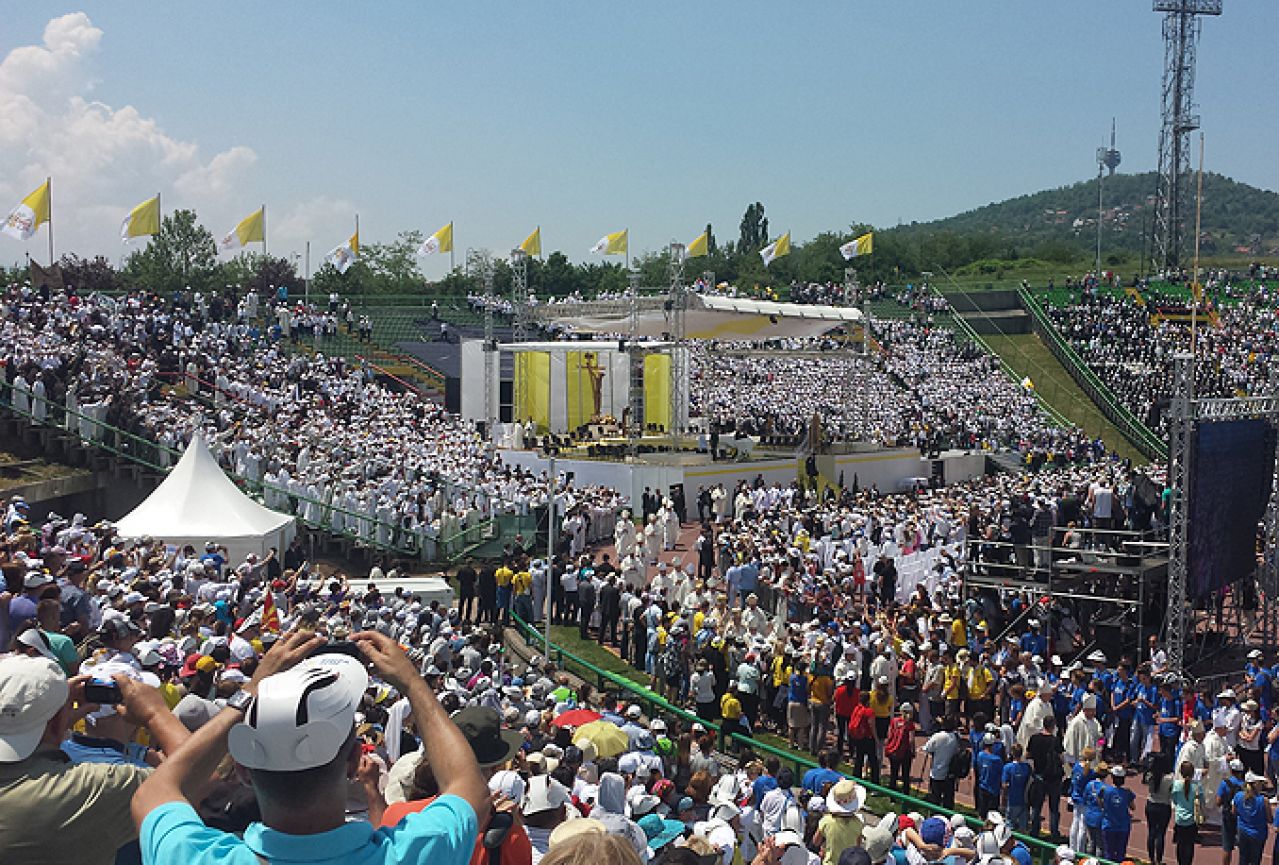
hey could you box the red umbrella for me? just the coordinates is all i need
[552,708,602,728]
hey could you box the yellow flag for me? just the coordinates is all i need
[121,195,161,241]
[686,230,708,258]
[520,227,542,257]
[417,222,453,256]
[591,229,627,256]
[220,207,265,250]
[2,179,51,241]
[759,231,790,266]
[840,232,873,259]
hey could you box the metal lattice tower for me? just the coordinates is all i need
[626,269,643,453]
[467,249,496,435]
[1152,0,1221,273]
[1165,354,1194,674]
[667,243,687,446]
[511,249,530,342]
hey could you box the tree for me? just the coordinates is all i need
[58,254,118,293]
[739,202,769,253]
[217,253,301,296]
[705,223,718,256]
[121,209,219,295]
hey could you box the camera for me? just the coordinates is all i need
[84,679,123,705]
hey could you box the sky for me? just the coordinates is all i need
[0,2,1275,277]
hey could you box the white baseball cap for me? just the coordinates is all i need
[0,656,68,762]
[228,653,368,771]
[523,774,571,815]
[772,830,809,865]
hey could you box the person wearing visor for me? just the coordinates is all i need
[131,629,490,865]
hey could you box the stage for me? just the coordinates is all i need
[497,445,987,512]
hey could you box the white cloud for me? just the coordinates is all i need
[0,13,256,261]
[271,196,360,265]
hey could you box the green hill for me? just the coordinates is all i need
[891,171,1279,261]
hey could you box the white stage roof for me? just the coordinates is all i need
[535,293,862,341]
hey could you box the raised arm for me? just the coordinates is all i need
[354,630,489,828]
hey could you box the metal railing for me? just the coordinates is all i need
[509,613,1109,865]
[1018,287,1168,461]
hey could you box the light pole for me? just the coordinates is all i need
[544,450,556,654]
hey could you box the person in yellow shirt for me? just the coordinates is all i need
[965,655,995,720]
[808,663,836,753]
[949,615,966,651]
[720,685,744,750]
[495,562,514,624]
[942,649,964,718]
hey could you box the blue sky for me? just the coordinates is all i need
[0,3,1274,275]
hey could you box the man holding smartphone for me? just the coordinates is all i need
[0,653,189,865]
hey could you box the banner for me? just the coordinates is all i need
[644,353,672,432]
[514,351,550,433]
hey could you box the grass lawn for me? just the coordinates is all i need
[545,625,654,689]
[983,333,1147,464]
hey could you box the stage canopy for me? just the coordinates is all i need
[114,434,295,563]
[531,293,863,341]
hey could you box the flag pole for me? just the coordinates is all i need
[449,222,455,272]
[262,205,267,256]
[46,177,54,266]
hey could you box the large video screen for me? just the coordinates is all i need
[1188,419,1276,598]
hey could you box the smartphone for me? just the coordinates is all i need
[84,679,123,705]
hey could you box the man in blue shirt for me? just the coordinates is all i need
[132,630,490,865]
[974,734,1004,818]
[1002,743,1033,832]
[1109,665,1135,765]
[801,750,842,797]
[1155,679,1182,758]
[1100,766,1135,863]
[1129,668,1157,766]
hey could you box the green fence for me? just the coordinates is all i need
[1017,287,1168,461]
[509,614,1102,865]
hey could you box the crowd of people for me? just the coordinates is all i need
[2,270,1276,865]
[692,320,1103,461]
[0,282,626,559]
[1045,275,1279,436]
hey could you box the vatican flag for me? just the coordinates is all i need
[326,229,360,274]
[759,231,791,267]
[685,230,709,259]
[2,179,51,241]
[220,207,265,251]
[417,222,453,256]
[840,232,873,259]
[590,229,627,256]
[519,227,542,257]
[121,195,161,242]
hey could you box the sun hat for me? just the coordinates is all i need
[638,813,686,850]
[454,706,524,767]
[826,778,867,815]
[15,629,60,664]
[862,814,899,864]
[549,818,606,849]
[227,653,368,772]
[772,830,811,865]
[523,773,571,815]
[0,656,67,763]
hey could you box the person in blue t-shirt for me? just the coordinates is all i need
[974,734,1004,817]
[1067,747,1098,851]
[1081,763,1109,858]
[1002,743,1033,832]
[1129,669,1157,766]
[1110,666,1136,765]
[801,750,843,797]
[1233,774,1272,865]
[1156,680,1183,757]
[1100,766,1136,862]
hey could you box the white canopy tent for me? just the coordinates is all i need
[114,435,295,564]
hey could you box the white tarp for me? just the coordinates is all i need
[533,294,863,341]
[114,435,295,564]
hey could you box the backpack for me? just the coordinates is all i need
[947,734,972,780]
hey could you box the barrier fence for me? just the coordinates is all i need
[509,614,1108,865]
[1018,287,1168,462]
